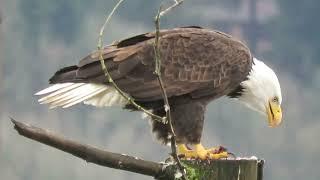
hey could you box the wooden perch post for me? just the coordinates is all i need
[11,119,264,180]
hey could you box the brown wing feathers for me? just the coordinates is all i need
[49,27,206,85]
[49,66,78,83]
[48,27,252,102]
[49,31,150,85]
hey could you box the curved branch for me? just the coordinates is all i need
[97,0,165,123]
[159,0,184,17]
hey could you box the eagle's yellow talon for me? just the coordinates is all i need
[208,151,228,159]
[177,144,228,160]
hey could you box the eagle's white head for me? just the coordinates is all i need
[237,58,282,127]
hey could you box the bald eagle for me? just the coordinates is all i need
[36,27,282,159]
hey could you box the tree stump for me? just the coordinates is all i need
[158,159,264,180]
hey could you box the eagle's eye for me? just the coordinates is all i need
[272,96,279,103]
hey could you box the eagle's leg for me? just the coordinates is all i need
[150,98,229,159]
[177,144,228,160]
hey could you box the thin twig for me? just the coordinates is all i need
[97,0,165,123]
[97,0,185,177]
[153,7,187,180]
[159,0,184,17]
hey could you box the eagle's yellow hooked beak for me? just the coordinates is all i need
[266,99,282,127]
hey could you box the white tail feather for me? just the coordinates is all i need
[36,83,127,108]
[39,84,85,104]
[84,88,128,107]
[35,83,74,95]
[38,83,84,103]
[48,84,106,108]
[60,87,106,108]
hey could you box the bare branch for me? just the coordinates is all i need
[10,119,164,177]
[97,0,165,123]
[159,0,184,17]
[153,7,187,180]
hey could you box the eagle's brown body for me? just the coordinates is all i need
[48,27,253,145]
